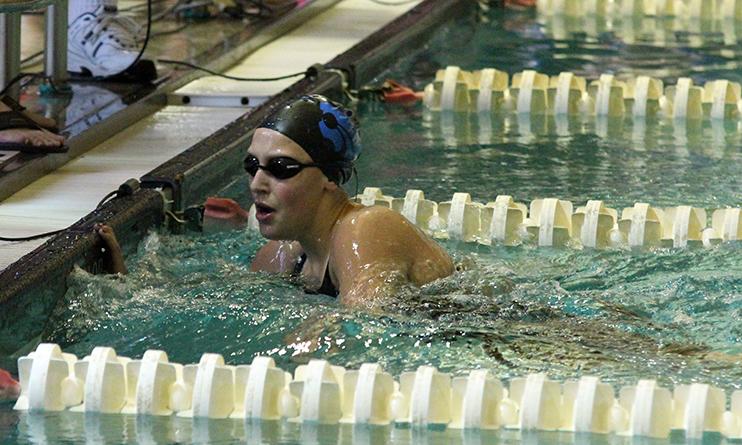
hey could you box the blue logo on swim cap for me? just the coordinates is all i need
[317,99,361,163]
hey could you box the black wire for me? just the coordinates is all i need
[353,167,359,202]
[119,0,153,75]
[0,229,65,242]
[0,189,121,242]
[21,50,43,67]
[157,59,305,81]
[96,190,119,209]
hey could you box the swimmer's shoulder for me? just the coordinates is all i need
[335,204,444,256]
[338,204,415,234]
[251,240,303,273]
[333,204,453,287]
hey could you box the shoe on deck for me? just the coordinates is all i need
[68,7,140,78]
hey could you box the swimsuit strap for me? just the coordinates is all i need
[293,253,338,298]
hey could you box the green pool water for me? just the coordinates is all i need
[2,4,742,444]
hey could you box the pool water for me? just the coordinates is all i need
[2,3,742,444]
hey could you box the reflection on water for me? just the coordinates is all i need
[383,105,740,209]
[0,409,700,444]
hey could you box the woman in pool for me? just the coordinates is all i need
[248,94,453,306]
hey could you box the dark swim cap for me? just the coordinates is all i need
[258,94,361,184]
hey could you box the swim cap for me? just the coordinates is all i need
[258,94,361,184]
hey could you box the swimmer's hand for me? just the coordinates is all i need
[94,223,127,274]
[0,369,20,401]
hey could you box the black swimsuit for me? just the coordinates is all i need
[293,253,339,298]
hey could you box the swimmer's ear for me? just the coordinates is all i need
[322,176,339,191]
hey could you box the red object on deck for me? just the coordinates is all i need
[382,80,424,104]
[203,197,249,233]
[0,368,20,400]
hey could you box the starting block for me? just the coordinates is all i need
[710,208,742,242]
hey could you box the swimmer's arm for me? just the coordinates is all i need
[332,208,453,307]
[251,240,302,274]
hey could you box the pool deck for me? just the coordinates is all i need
[0,0,420,271]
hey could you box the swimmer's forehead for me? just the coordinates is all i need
[248,128,312,160]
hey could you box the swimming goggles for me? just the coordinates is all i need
[244,154,322,180]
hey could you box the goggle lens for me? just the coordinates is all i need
[244,155,318,180]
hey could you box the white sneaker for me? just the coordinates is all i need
[68,7,141,77]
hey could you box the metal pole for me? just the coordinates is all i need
[0,12,22,99]
[45,0,68,86]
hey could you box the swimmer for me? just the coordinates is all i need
[249,94,454,306]
[0,368,20,401]
[0,95,66,153]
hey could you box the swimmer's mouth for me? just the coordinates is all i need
[255,203,275,221]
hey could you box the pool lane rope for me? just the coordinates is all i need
[12,342,742,440]
[246,188,740,248]
[536,0,742,22]
[423,66,742,122]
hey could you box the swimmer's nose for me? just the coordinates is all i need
[248,168,270,194]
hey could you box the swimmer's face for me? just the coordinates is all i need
[247,128,329,240]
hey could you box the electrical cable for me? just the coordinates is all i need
[21,51,43,68]
[157,59,305,81]
[0,228,67,242]
[117,0,153,76]
[0,180,140,242]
